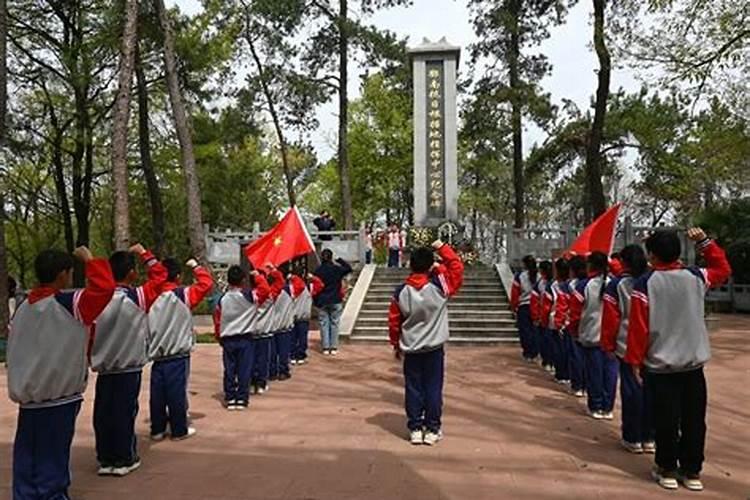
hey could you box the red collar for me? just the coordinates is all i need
[587,271,602,278]
[405,273,431,290]
[28,286,59,304]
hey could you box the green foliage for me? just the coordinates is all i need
[696,199,750,283]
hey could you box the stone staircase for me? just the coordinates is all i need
[350,266,517,344]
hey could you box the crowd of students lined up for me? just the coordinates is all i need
[510,228,732,492]
[5,243,353,500]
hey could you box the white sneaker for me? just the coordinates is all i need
[111,460,141,477]
[573,389,585,398]
[409,429,423,445]
[621,440,644,454]
[423,430,443,446]
[330,349,338,356]
[226,400,237,410]
[589,410,606,420]
[297,358,307,365]
[652,466,679,490]
[150,432,167,442]
[677,470,704,491]
[643,441,656,454]
[323,350,331,356]
[257,384,269,395]
[97,466,115,476]
[172,427,196,441]
[290,359,298,365]
[603,411,614,420]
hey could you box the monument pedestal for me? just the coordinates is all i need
[408,38,460,228]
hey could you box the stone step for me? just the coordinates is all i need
[364,293,506,302]
[348,335,518,345]
[367,284,502,293]
[351,326,517,338]
[360,301,509,310]
[357,310,513,319]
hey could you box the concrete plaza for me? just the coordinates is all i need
[1,315,748,499]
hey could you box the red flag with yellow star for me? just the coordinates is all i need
[244,206,315,268]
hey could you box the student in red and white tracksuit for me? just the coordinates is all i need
[601,244,654,454]
[289,268,324,364]
[91,244,167,476]
[547,258,571,384]
[624,229,731,491]
[511,255,539,361]
[148,257,213,441]
[266,265,295,381]
[7,247,115,500]
[213,266,270,410]
[389,241,464,445]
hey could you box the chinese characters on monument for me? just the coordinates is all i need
[426,61,445,218]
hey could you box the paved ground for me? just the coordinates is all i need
[1,314,748,499]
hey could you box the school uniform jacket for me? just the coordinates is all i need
[531,277,549,325]
[148,266,213,361]
[213,275,271,341]
[600,274,635,358]
[546,280,570,332]
[510,270,536,312]
[624,239,731,373]
[91,251,167,374]
[268,270,295,333]
[290,274,323,322]
[388,245,464,353]
[568,274,608,347]
[7,259,116,409]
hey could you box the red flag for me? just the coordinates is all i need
[244,206,315,268]
[568,204,621,256]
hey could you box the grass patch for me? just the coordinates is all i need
[196,333,217,344]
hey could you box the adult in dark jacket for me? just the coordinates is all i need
[313,249,352,355]
[313,211,336,241]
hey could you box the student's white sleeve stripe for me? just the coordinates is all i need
[631,290,648,303]
[700,268,710,287]
[573,290,584,301]
[603,294,618,305]
[183,286,191,305]
[438,273,450,295]
[73,290,83,322]
[137,287,146,309]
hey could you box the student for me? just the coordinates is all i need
[213,266,270,410]
[571,252,617,420]
[511,255,539,362]
[251,267,275,394]
[565,255,587,397]
[547,258,571,385]
[534,260,554,373]
[625,228,731,492]
[387,224,402,268]
[289,267,324,365]
[148,257,213,441]
[90,244,167,477]
[601,244,654,454]
[389,240,464,446]
[7,246,115,500]
[313,249,352,355]
[267,264,294,381]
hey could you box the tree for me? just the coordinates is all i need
[301,0,411,229]
[582,0,609,222]
[0,0,9,335]
[111,0,140,249]
[468,0,572,228]
[153,0,208,262]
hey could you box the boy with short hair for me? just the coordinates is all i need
[213,266,270,410]
[7,246,115,499]
[267,263,295,381]
[625,228,731,492]
[148,257,213,441]
[388,240,464,446]
[289,266,324,365]
[91,243,167,477]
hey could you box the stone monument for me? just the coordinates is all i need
[408,37,460,227]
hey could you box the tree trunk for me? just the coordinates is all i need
[111,0,139,250]
[583,0,610,222]
[154,0,208,262]
[245,31,296,206]
[0,0,8,336]
[136,45,166,256]
[509,0,524,229]
[337,0,354,230]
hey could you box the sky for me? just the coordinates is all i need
[171,0,642,159]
